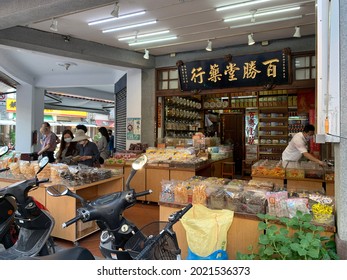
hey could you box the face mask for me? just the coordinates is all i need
[64,137,72,143]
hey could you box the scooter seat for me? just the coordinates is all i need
[22,247,95,260]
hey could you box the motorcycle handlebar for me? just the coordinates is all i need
[62,214,82,228]
[37,178,50,185]
[134,189,152,198]
[0,167,10,172]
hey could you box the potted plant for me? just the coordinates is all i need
[236,211,339,260]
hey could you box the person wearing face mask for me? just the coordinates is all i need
[71,129,100,167]
[282,124,325,168]
[55,129,79,165]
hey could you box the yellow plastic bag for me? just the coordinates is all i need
[181,204,234,257]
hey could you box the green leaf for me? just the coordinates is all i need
[258,221,267,230]
[297,247,307,256]
[307,248,320,259]
[279,246,291,256]
[279,228,289,236]
[302,213,313,222]
[305,232,314,242]
[290,243,301,252]
[263,246,274,256]
[311,239,321,247]
[300,239,310,248]
[259,234,270,245]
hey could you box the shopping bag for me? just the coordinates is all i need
[181,204,234,258]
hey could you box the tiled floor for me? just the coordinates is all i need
[53,202,159,258]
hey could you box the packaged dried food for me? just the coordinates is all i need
[192,184,207,205]
[174,182,188,204]
[286,198,309,218]
[160,180,175,203]
[206,187,225,210]
[266,191,288,217]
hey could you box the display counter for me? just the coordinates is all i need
[0,175,124,243]
[159,202,335,260]
[104,157,232,203]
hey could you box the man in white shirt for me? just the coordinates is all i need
[282,124,325,168]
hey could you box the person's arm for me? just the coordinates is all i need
[302,152,325,166]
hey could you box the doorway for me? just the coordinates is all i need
[221,113,245,175]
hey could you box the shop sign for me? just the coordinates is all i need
[245,110,258,145]
[178,49,290,91]
[6,98,87,117]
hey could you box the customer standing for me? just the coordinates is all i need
[37,126,58,163]
[40,122,60,145]
[71,129,100,167]
[96,127,110,164]
[107,129,115,155]
[55,129,79,165]
[282,124,325,167]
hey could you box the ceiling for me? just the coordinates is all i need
[0,0,317,111]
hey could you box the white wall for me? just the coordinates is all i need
[126,68,142,149]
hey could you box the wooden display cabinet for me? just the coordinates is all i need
[44,176,123,243]
[258,106,288,160]
[146,167,170,203]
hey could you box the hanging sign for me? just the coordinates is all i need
[178,49,290,91]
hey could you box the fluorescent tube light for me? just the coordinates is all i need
[118,30,170,41]
[230,15,303,28]
[216,0,270,12]
[88,11,146,26]
[224,6,300,22]
[102,20,157,33]
[129,36,177,46]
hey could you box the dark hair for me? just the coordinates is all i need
[42,122,51,127]
[303,124,315,133]
[107,129,112,135]
[57,129,77,160]
[99,127,110,142]
[76,124,88,133]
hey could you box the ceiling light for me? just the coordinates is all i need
[128,36,177,46]
[102,20,157,33]
[143,49,149,59]
[293,26,301,37]
[111,1,120,17]
[248,33,255,45]
[50,19,58,32]
[88,11,146,26]
[224,6,300,22]
[216,0,270,12]
[118,30,170,41]
[230,15,303,29]
[206,40,212,51]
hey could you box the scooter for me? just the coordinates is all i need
[0,156,55,259]
[0,146,19,250]
[47,154,192,260]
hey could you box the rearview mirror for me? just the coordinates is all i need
[132,155,148,170]
[0,146,9,157]
[47,184,69,197]
[39,156,49,168]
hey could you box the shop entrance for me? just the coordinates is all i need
[220,113,244,175]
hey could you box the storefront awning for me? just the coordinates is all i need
[95,120,114,127]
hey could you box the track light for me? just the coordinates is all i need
[143,49,149,59]
[205,40,212,51]
[248,33,255,45]
[50,19,58,32]
[293,26,301,38]
[111,1,120,17]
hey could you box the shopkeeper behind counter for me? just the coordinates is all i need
[71,129,100,167]
[282,124,325,168]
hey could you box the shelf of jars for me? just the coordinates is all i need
[164,96,203,138]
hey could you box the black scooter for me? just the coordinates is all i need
[0,156,55,259]
[0,146,19,250]
[46,154,192,260]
